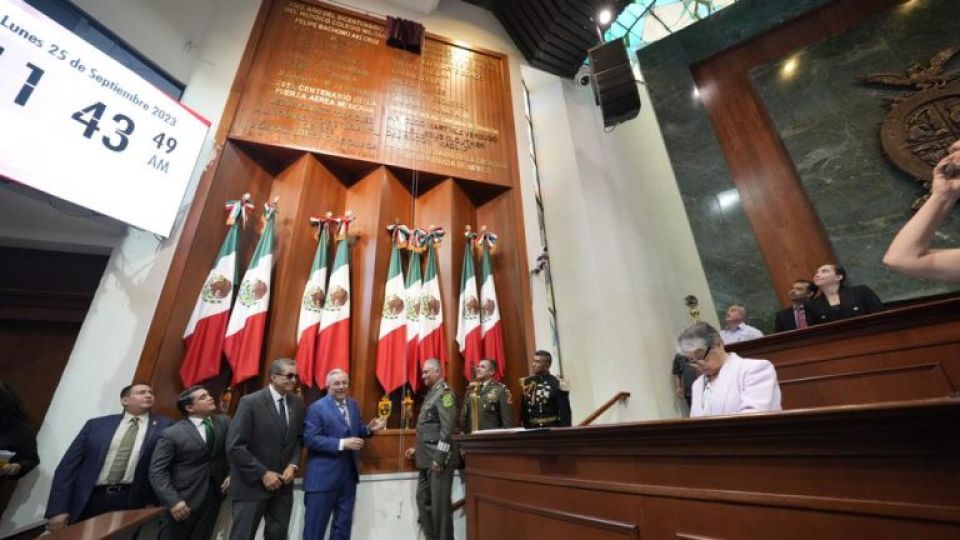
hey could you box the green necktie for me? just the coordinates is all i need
[203,417,215,454]
[105,417,139,484]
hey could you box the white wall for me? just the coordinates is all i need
[1,0,715,536]
[522,67,718,423]
[0,0,262,535]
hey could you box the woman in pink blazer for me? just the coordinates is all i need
[676,322,782,417]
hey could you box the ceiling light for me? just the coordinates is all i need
[597,9,613,26]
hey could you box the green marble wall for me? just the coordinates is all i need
[751,0,960,303]
[636,0,960,333]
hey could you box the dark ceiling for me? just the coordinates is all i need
[465,0,630,78]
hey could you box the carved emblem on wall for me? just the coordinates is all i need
[857,45,960,204]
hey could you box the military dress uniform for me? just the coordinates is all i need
[460,379,514,433]
[415,380,460,540]
[521,373,572,428]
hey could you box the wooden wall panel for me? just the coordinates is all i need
[135,142,277,416]
[413,179,477,399]
[459,400,960,539]
[347,167,413,417]
[262,155,346,381]
[136,0,533,473]
[476,187,536,408]
[727,296,960,409]
[229,0,513,186]
[690,0,903,304]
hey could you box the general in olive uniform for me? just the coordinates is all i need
[406,358,459,540]
[461,359,514,433]
[521,350,572,428]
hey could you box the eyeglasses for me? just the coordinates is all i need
[273,372,298,380]
[685,345,712,364]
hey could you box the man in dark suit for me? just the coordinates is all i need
[303,369,385,539]
[227,358,305,540]
[149,385,230,540]
[45,383,174,530]
[774,279,817,332]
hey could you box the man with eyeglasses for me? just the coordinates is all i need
[676,322,782,417]
[227,358,305,540]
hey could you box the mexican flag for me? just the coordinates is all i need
[456,230,482,380]
[315,216,353,389]
[478,232,505,379]
[223,202,277,386]
[418,229,447,382]
[403,231,423,389]
[179,199,247,386]
[375,225,408,393]
[294,218,330,388]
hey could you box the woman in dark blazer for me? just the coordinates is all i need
[809,264,883,324]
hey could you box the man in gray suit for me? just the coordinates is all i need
[227,358,305,540]
[405,358,459,540]
[149,385,230,540]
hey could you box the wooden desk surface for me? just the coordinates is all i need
[45,508,164,540]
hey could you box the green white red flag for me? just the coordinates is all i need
[478,229,505,379]
[294,215,332,388]
[418,227,447,382]
[456,227,482,380]
[403,229,425,389]
[224,200,278,386]
[180,195,252,386]
[375,223,410,393]
[315,213,354,389]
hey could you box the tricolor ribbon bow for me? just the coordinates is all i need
[386,221,412,247]
[309,211,336,239]
[333,211,356,240]
[423,226,445,246]
[476,227,498,251]
[225,193,255,227]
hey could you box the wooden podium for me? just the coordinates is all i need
[457,399,960,539]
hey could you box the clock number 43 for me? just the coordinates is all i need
[71,102,135,152]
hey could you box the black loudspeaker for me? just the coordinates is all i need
[588,39,641,128]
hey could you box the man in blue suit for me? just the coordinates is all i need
[303,369,385,539]
[45,383,174,531]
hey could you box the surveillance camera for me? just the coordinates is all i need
[575,64,591,87]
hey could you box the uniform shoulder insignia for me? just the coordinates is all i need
[441,392,454,408]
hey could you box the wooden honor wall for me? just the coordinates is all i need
[134,0,534,472]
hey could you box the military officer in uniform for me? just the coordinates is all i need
[461,359,514,433]
[521,350,572,428]
[405,358,458,540]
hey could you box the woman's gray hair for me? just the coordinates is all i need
[675,322,721,354]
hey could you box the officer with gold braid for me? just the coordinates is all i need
[405,358,459,540]
[461,359,514,433]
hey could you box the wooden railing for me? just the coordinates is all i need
[578,391,630,426]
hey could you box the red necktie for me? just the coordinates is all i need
[794,306,807,329]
